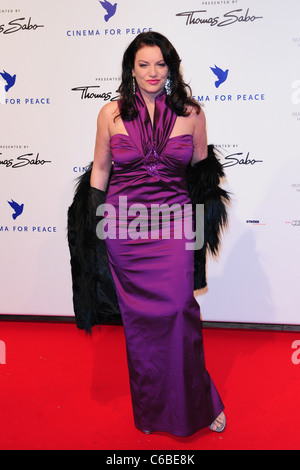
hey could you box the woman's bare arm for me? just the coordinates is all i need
[90,103,114,191]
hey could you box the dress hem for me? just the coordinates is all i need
[135,405,225,438]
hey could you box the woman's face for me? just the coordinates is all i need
[132,45,169,98]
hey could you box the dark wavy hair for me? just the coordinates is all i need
[117,31,200,121]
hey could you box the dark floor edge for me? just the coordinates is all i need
[0,315,300,331]
[201,321,300,332]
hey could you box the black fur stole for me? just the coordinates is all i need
[185,144,230,289]
[67,165,122,332]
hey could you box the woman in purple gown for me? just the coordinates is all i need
[90,32,226,436]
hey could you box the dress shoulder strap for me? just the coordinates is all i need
[119,87,177,157]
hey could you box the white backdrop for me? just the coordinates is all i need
[0,0,299,325]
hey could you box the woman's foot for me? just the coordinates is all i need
[209,412,226,433]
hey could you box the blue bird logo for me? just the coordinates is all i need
[99,0,117,22]
[210,65,229,88]
[7,199,24,220]
[0,70,16,92]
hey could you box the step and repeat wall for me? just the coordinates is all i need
[1,0,299,325]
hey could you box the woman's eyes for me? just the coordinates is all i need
[139,63,166,68]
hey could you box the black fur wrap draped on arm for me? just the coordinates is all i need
[67,145,230,333]
[67,165,122,333]
[185,144,230,290]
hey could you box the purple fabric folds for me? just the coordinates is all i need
[104,88,224,436]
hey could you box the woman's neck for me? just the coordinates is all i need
[138,87,165,124]
[139,87,164,105]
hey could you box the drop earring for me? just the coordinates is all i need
[164,77,172,96]
[132,75,136,95]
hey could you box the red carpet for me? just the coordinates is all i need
[0,321,299,450]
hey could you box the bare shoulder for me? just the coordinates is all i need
[97,100,119,123]
[186,104,206,127]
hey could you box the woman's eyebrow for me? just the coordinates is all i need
[137,59,165,63]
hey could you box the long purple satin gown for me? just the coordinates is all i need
[104,88,224,436]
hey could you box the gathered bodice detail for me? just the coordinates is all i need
[120,87,178,176]
[107,87,194,209]
[112,87,193,175]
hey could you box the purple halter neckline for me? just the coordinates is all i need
[118,86,177,177]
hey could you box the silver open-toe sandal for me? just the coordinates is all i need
[209,412,226,433]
